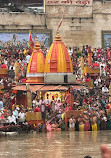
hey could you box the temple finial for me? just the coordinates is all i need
[34,36,38,43]
[34,36,40,50]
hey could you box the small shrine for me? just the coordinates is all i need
[26,39,45,83]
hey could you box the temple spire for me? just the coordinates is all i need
[34,37,41,50]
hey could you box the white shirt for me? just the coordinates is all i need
[26,55,31,64]
[44,98,51,105]
[100,63,106,76]
[0,101,3,110]
[100,63,105,67]
[103,116,107,122]
[98,78,101,83]
[94,79,98,86]
[69,118,75,128]
[18,112,25,122]
[0,79,3,85]
[7,115,16,124]
[13,110,18,119]
[94,78,101,86]
[93,51,97,57]
[32,100,37,107]
[68,49,73,56]
[18,112,25,119]
[9,66,15,70]
[4,60,7,65]
[102,87,109,93]
[36,102,41,107]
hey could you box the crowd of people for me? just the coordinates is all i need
[0,38,111,132]
[67,45,111,131]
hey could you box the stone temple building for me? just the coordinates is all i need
[0,0,111,48]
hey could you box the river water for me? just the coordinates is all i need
[0,131,111,158]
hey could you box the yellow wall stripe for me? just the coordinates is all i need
[57,43,67,72]
[37,52,45,72]
[44,43,54,73]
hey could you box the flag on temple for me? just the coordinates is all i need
[28,31,34,50]
[57,10,64,30]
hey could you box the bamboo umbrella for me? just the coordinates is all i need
[26,84,32,110]
[81,56,84,78]
[14,61,19,105]
[14,61,19,83]
[88,47,92,66]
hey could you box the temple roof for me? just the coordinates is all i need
[44,32,73,73]
[27,40,45,75]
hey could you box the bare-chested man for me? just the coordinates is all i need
[91,113,97,131]
[78,114,84,131]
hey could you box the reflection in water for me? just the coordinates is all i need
[0,131,111,158]
[92,131,97,143]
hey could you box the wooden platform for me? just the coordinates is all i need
[0,68,8,75]
[26,112,46,130]
[84,67,100,74]
[0,68,8,78]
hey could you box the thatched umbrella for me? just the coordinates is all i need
[88,47,92,66]
[26,84,32,110]
[14,61,19,83]
[81,56,84,78]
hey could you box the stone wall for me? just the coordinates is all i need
[0,12,46,30]
[0,1,111,48]
[46,1,111,48]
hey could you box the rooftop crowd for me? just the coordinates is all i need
[0,39,111,132]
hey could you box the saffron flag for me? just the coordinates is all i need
[24,48,29,55]
[57,10,65,30]
[28,31,34,50]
